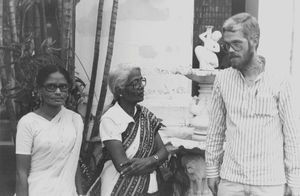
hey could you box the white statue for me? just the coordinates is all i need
[195,26,222,70]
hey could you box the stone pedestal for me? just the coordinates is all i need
[186,71,216,136]
[186,71,216,196]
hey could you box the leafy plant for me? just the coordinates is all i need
[0,35,87,120]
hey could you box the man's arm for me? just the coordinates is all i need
[205,76,227,196]
[278,79,300,194]
[205,76,227,177]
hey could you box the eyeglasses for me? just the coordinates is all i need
[43,83,69,92]
[126,77,146,89]
[221,41,243,52]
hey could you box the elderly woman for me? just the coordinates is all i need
[95,64,168,196]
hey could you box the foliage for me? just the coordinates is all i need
[0,35,87,119]
[0,0,83,123]
[66,74,86,112]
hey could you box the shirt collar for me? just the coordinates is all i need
[236,56,266,83]
[236,68,265,84]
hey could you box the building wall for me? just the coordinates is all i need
[291,0,300,77]
[75,0,194,124]
[257,0,294,75]
[256,0,300,109]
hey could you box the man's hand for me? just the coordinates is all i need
[207,177,220,196]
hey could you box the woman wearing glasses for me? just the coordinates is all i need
[88,64,168,196]
[15,62,84,196]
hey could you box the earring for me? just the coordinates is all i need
[40,94,44,104]
[119,94,123,97]
[36,92,43,107]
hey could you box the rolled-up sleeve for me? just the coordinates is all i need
[205,76,227,178]
[278,79,300,188]
[16,118,33,155]
[99,117,123,142]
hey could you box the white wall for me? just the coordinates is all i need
[258,0,300,111]
[75,0,194,124]
[291,0,300,77]
[257,0,294,75]
[290,0,300,106]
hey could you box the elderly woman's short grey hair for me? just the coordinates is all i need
[108,63,141,99]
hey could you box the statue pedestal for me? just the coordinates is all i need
[184,69,216,84]
[186,70,217,136]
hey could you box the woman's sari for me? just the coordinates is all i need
[17,107,83,196]
[88,104,161,196]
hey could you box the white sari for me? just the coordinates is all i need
[16,107,83,196]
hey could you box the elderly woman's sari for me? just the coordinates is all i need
[16,107,83,196]
[88,104,162,196]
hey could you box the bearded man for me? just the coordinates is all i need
[205,12,300,196]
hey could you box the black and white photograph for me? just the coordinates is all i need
[0,0,300,196]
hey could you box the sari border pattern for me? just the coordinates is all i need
[111,105,159,195]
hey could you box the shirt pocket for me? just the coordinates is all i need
[252,94,277,117]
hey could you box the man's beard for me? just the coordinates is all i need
[230,46,254,71]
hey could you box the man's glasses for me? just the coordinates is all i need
[221,41,243,52]
[43,83,69,92]
[126,77,146,89]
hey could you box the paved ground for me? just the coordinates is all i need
[0,145,15,196]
